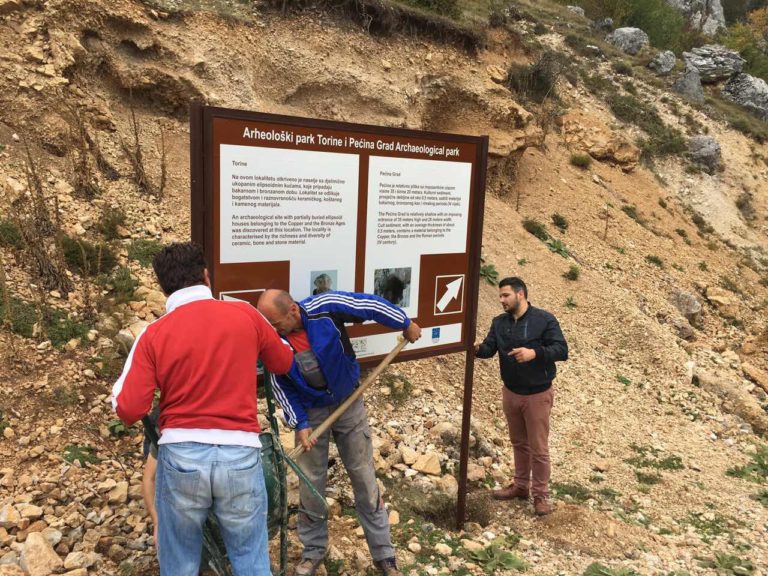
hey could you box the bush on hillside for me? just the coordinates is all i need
[507,51,564,103]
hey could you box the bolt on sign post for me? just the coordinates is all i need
[190,104,488,528]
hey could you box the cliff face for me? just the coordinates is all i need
[666,0,726,35]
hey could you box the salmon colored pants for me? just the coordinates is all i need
[501,386,554,498]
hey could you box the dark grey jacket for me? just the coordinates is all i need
[476,305,568,394]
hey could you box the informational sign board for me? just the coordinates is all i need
[190,105,487,365]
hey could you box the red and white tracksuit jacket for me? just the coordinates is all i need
[111,285,293,448]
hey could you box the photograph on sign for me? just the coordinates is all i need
[373,267,411,307]
[310,270,337,295]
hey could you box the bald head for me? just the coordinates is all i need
[258,289,302,335]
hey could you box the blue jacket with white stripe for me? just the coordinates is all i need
[270,291,411,431]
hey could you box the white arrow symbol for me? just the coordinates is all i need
[437,277,463,312]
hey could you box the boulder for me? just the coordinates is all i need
[672,291,702,326]
[648,50,676,76]
[412,453,441,476]
[566,5,585,17]
[688,135,721,172]
[605,27,649,55]
[665,0,725,36]
[673,65,704,103]
[723,73,768,121]
[683,45,744,82]
[592,17,613,33]
[20,532,64,576]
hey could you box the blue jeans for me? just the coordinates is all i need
[156,442,271,576]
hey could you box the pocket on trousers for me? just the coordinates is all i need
[161,462,202,510]
[228,461,262,514]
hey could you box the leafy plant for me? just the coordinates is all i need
[583,562,640,576]
[727,446,768,483]
[752,490,768,507]
[107,419,131,437]
[61,235,117,276]
[646,255,664,268]
[565,296,577,309]
[63,444,101,465]
[128,239,163,267]
[380,372,412,406]
[617,375,631,386]
[635,470,662,485]
[547,238,570,258]
[470,543,527,573]
[551,213,569,232]
[697,552,754,575]
[570,153,592,169]
[552,481,591,503]
[563,265,580,281]
[522,218,549,241]
[480,257,499,286]
[612,61,633,76]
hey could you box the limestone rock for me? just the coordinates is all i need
[688,135,721,172]
[742,363,768,393]
[0,565,25,576]
[674,65,704,103]
[648,50,676,76]
[673,291,702,326]
[412,453,441,476]
[683,44,744,82]
[723,73,768,121]
[605,28,649,55]
[665,0,725,36]
[0,506,20,529]
[107,481,129,504]
[20,532,64,576]
[566,5,585,17]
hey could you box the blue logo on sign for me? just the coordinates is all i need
[431,327,440,343]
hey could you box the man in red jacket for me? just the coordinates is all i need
[112,242,293,576]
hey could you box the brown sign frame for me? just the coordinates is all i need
[190,104,488,526]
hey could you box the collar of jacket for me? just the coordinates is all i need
[165,284,214,314]
[507,303,533,322]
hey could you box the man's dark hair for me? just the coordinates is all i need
[152,242,207,295]
[498,276,528,298]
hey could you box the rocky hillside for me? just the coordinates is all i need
[0,0,768,575]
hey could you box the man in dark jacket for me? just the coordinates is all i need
[257,289,421,576]
[475,277,568,516]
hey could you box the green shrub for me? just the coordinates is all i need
[0,296,38,338]
[565,296,577,309]
[698,553,754,574]
[621,205,643,223]
[698,261,708,271]
[61,235,117,276]
[552,481,592,503]
[691,213,714,234]
[612,61,633,76]
[606,93,686,159]
[547,238,570,258]
[646,255,664,267]
[0,219,22,249]
[635,470,662,484]
[570,153,592,169]
[551,213,569,232]
[380,372,412,406]
[100,266,138,303]
[46,308,89,348]
[507,51,563,103]
[563,264,580,281]
[480,259,499,286]
[128,239,163,267]
[580,70,613,96]
[533,22,547,35]
[522,218,549,241]
[97,207,127,241]
[403,0,461,19]
[63,444,101,465]
[726,445,768,483]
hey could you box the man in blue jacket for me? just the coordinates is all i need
[475,277,568,516]
[257,289,421,576]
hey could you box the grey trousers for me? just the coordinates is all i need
[297,396,394,562]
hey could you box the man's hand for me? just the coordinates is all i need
[296,428,317,452]
[508,347,536,363]
[153,524,158,551]
[403,322,422,343]
[474,340,482,355]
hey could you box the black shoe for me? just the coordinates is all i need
[374,557,402,576]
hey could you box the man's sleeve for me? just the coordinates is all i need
[112,328,158,426]
[533,314,569,363]
[302,291,410,330]
[252,308,294,375]
[476,322,499,358]
[271,373,310,431]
